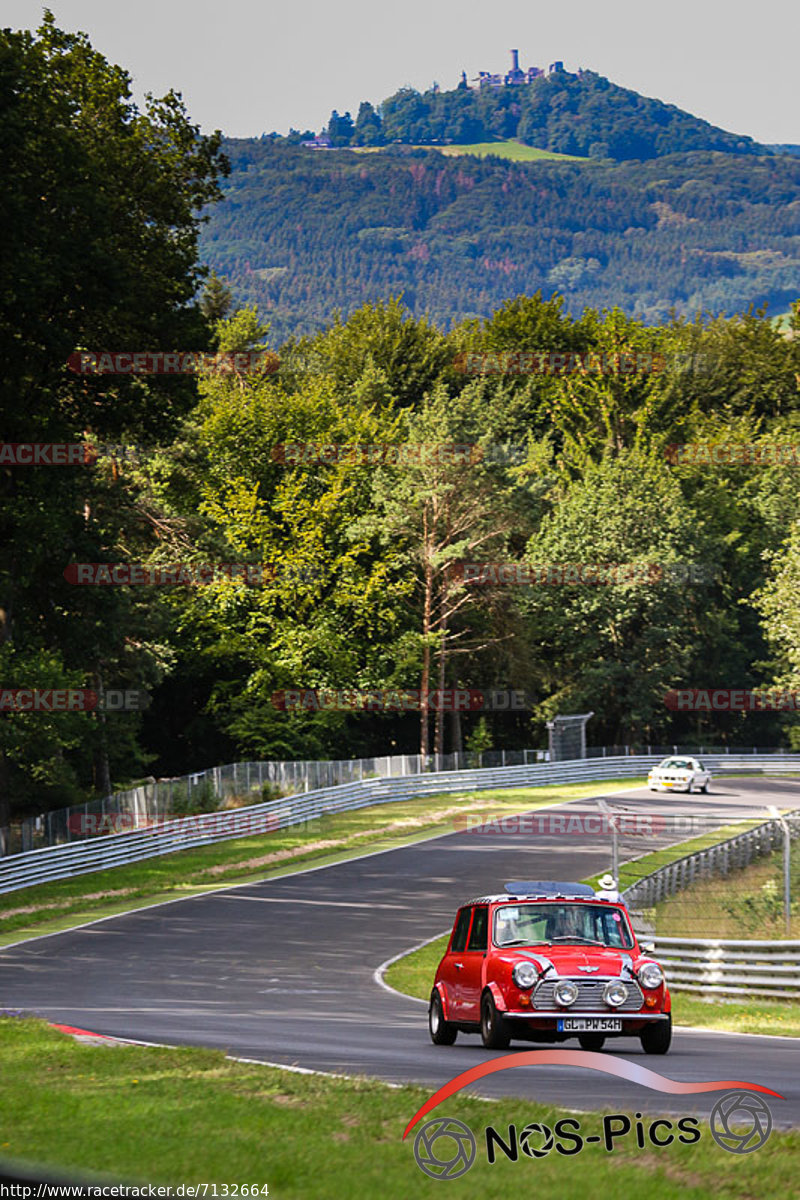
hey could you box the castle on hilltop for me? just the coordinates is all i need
[465,49,573,89]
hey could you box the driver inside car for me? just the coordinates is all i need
[546,908,583,941]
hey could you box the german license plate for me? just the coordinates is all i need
[557,1018,622,1032]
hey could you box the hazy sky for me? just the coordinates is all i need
[5,1,799,144]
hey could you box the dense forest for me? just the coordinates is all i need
[201,140,800,342]
[3,18,800,829]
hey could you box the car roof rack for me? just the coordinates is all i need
[503,881,596,898]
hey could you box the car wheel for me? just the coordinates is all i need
[578,1034,606,1051]
[700,782,709,793]
[480,991,511,1050]
[429,990,457,1045]
[640,1014,672,1055]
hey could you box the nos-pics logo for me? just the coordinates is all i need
[412,1090,773,1179]
[413,1118,476,1180]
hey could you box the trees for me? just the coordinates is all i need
[200,138,800,344]
[755,523,800,735]
[363,384,534,756]
[0,14,227,821]
[520,452,704,743]
[327,110,354,146]
[353,101,383,146]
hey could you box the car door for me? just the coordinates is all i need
[439,906,472,1019]
[458,905,489,1022]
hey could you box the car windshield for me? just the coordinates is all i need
[660,758,692,769]
[493,903,634,949]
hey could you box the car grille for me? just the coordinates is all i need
[532,977,644,1012]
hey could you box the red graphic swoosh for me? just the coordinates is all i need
[402,1050,784,1139]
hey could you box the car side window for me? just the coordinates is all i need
[451,907,472,953]
[467,906,488,951]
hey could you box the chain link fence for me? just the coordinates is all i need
[2,748,554,856]
[2,745,796,861]
[618,808,800,943]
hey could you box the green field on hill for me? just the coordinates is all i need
[352,140,587,162]
[430,140,588,162]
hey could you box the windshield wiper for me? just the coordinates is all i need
[499,939,552,947]
[550,936,607,946]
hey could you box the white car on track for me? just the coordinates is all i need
[647,756,711,794]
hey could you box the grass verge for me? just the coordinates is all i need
[650,842,800,939]
[0,1017,797,1195]
[584,820,767,896]
[0,779,641,946]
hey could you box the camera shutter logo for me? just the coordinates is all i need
[413,1117,476,1179]
[710,1091,773,1154]
[519,1122,555,1158]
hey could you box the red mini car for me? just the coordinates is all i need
[429,881,671,1053]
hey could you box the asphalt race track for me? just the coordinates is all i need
[1,777,798,1125]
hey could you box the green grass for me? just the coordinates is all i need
[1,1018,797,1195]
[351,139,587,162]
[585,820,766,896]
[0,779,642,945]
[651,841,800,939]
[671,995,800,1038]
[432,140,587,162]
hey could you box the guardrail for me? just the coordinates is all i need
[4,747,547,856]
[8,743,796,857]
[2,753,799,897]
[622,809,800,910]
[650,937,800,999]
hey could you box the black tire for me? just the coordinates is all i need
[640,1014,672,1055]
[480,991,511,1050]
[429,990,457,1045]
[700,782,709,793]
[578,1034,606,1051]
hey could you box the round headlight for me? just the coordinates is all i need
[554,981,579,1007]
[639,962,664,989]
[512,961,539,990]
[603,981,628,1008]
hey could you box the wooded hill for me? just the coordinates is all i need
[200,140,800,342]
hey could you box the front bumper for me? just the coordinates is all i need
[503,1010,667,1021]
